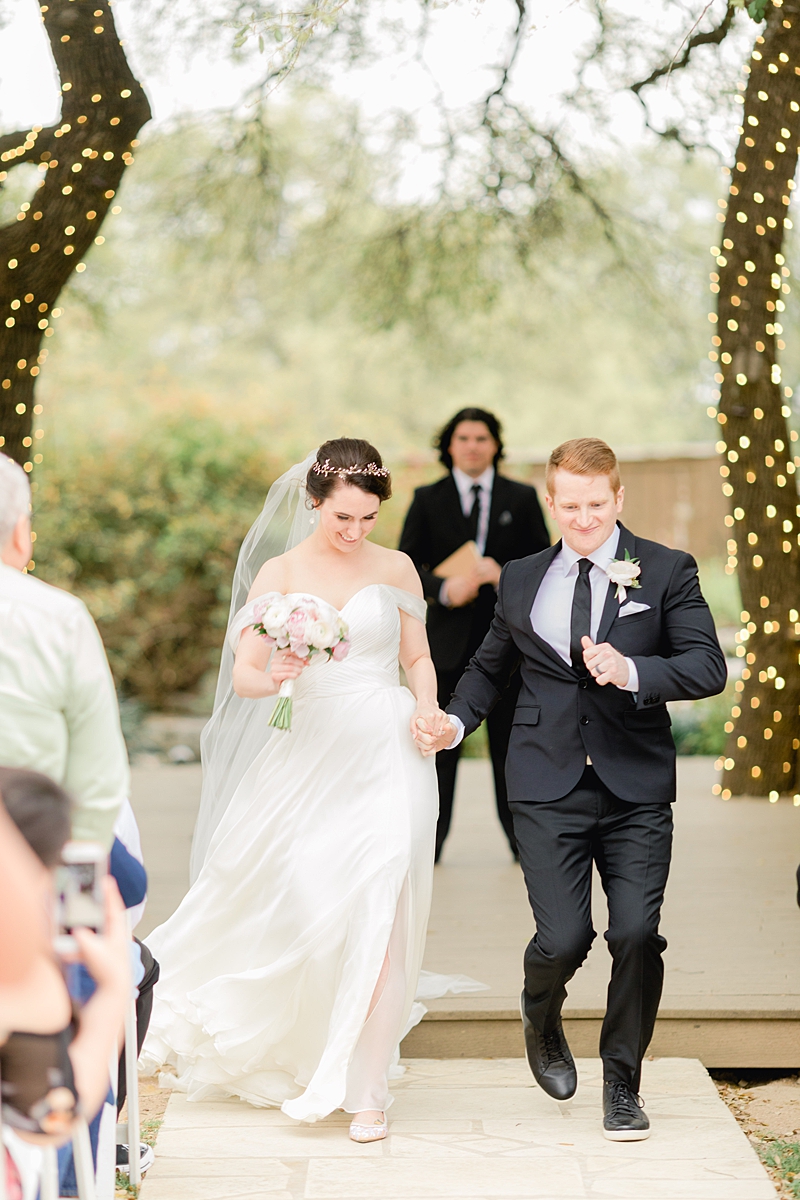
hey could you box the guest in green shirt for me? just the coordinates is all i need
[0,453,128,848]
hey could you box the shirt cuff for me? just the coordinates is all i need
[445,715,465,748]
[620,657,639,693]
[438,580,451,607]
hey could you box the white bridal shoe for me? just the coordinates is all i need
[349,1113,388,1143]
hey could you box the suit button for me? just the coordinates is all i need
[580,715,589,726]
[579,679,588,690]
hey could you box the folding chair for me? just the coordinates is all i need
[115,979,141,1189]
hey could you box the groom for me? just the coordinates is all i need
[424,438,727,1140]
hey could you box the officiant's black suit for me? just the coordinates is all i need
[399,472,549,856]
[446,522,727,1089]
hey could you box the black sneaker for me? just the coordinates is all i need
[520,991,577,1101]
[602,1080,650,1141]
[116,1142,155,1174]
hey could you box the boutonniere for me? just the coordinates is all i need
[605,549,642,603]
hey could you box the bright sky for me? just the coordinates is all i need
[0,0,743,198]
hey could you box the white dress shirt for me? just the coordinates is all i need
[439,466,495,607]
[452,465,494,556]
[446,525,638,748]
[0,562,129,848]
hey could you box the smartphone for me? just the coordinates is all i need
[53,841,106,955]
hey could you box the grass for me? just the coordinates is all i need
[759,1140,800,1196]
[114,1120,163,1199]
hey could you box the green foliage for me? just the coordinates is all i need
[33,413,277,707]
[759,1139,800,1196]
[40,99,726,467]
[670,690,733,756]
[731,0,770,22]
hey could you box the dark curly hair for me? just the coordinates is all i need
[434,408,504,471]
[306,438,392,505]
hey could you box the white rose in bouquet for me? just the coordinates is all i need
[251,594,351,730]
[308,617,337,650]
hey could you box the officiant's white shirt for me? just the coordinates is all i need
[0,561,129,848]
[446,525,638,747]
[451,465,494,556]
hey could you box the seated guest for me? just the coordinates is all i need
[0,768,157,1184]
[0,775,129,1194]
[0,452,129,849]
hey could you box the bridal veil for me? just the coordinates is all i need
[189,451,319,881]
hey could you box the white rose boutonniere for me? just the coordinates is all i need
[605,549,642,603]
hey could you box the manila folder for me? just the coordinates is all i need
[433,540,481,579]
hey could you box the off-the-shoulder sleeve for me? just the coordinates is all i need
[228,599,265,651]
[385,586,427,624]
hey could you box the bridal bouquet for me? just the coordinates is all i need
[252,593,350,730]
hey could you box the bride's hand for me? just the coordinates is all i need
[269,649,310,688]
[410,704,451,756]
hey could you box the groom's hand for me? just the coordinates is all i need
[413,716,458,756]
[581,636,630,688]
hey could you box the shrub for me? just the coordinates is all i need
[669,690,733,756]
[33,415,278,708]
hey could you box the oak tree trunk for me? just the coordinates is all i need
[716,0,800,798]
[0,0,150,473]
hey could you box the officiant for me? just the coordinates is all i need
[399,408,549,860]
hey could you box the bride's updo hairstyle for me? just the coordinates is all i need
[307,438,392,505]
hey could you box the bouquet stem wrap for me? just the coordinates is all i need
[269,679,295,730]
[252,593,351,733]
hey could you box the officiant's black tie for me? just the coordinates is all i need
[570,558,593,674]
[467,483,482,542]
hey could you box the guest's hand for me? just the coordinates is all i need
[72,877,130,996]
[581,636,630,687]
[474,557,502,588]
[445,574,481,607]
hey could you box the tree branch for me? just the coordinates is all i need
[630,3,735,97]
[0,127,59,168]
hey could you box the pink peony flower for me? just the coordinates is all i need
[331,639,350,662]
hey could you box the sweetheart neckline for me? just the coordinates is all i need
[260,583,418,616]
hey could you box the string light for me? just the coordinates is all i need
[0,11,146,473]
[715,25,800,804]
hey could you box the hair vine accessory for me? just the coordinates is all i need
[312,459,390,479]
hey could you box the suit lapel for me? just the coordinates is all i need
[515,542,575,675]
[595,522,636,644]
[442,474,471,543]
[485,474,508,554]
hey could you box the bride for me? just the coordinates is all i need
[142,438,452,1142]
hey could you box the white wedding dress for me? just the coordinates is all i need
[142,583,442,1121]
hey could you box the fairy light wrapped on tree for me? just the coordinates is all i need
[708,0,800,802]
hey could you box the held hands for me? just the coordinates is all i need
[581,636,630,688]
[410,704,455,757]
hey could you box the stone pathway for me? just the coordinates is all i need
[140,1057,776,1200]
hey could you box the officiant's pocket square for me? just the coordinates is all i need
[618,601,651,617]
[498,510,513,526]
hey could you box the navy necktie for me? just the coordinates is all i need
[570,558,593,674]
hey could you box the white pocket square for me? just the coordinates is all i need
[618,601,651,617]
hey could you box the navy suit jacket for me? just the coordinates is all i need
[446,522,727,806]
